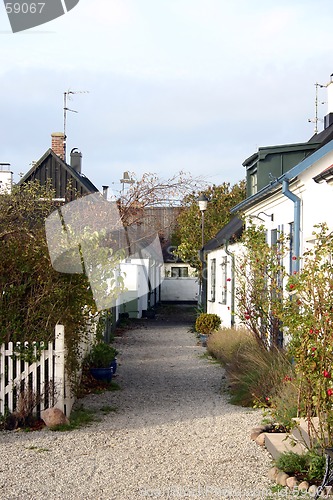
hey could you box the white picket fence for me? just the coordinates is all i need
[0,323,95,418]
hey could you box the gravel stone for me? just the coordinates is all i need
[286,476,299,489]
[268,466,280,481]
[276,471,289,486]
[0,305,275,499]
[255,433,266,446]
[298,480,310,491]
[308,484,318,496]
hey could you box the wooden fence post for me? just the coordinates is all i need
[54,324,66,414]
[0,342,4,415]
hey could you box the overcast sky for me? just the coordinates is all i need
[1,0,333,194]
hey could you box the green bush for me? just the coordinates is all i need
[86,342,117,368]
[0,181,95,346]
[275,450,325,482]
[195,313,221,335]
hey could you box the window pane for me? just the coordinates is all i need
[210,259,216,301]
[171,267,188,278]
[221,256,227,305]
[171,267,180,277]
[179,267,188,277]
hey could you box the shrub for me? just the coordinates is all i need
[277,224,333,448]
[195,313,221,335]
[275,450,325,482]
[235,222,287,349]
[0,181,96,387]
[85,342,117,368]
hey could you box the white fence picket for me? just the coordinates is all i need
[0,342,4,415]
[7,343,14,412]
[0,320,98,419]
[0,325,69,418]
[0,320,97,419]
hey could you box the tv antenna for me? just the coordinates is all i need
[308,82,326,134]
[63,89,89,162]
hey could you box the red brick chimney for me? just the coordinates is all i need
[51,132,65,160]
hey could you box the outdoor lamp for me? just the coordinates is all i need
[197,193,209,213]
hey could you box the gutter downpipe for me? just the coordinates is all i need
[282,179,301,273]
[224,239,235,327]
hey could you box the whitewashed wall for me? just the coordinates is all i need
[206,242,243,328]
[161,277,198,302]
[163,262,197,278]
[0,168,13,194]
[117,259,163,317]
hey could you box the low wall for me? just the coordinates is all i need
[161,277,198,302]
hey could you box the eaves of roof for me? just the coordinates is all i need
[203,216,243,252]
[232,139,333,214]
[17,148,54,184]
[313,163,333,183]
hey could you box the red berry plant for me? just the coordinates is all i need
[235,222,287,350]
[281,223,333,448]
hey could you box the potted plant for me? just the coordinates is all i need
[87,342,118,382]
[195,313,221,346]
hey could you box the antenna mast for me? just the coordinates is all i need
[308,82,325,134]
[63,89,89,162]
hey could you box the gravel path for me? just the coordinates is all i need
[0,305,276,499]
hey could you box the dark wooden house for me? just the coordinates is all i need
[18,132,99,199]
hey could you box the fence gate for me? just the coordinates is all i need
[0,325,74,417]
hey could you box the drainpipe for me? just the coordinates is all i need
[224,239,235,327]
[282,179,301,273]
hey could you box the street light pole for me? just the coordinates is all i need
[197,194,209,308]
[198,193,209,246]
[201,210,205,248]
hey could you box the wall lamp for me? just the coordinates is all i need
[250,211,274,222]
[258,211,274,221]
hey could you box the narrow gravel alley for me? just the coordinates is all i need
[0,305,276,499]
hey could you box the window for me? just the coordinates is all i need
[171,266,188,278]
[210,259,216,302]
[250,171,258,195]
[220,256,227,305]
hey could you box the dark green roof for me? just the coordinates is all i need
[242,142,320,168]
[203,217,243,252]
[232,139,333,214]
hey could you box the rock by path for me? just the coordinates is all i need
[0,304,275,499]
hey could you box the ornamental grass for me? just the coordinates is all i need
[207,328,293,408]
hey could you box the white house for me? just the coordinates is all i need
[204,217,243,328]
[205,76,333,336]
[117,257,162,319]
[161,262,198,302]
[0,163,13,194]
[232,76,333,259]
